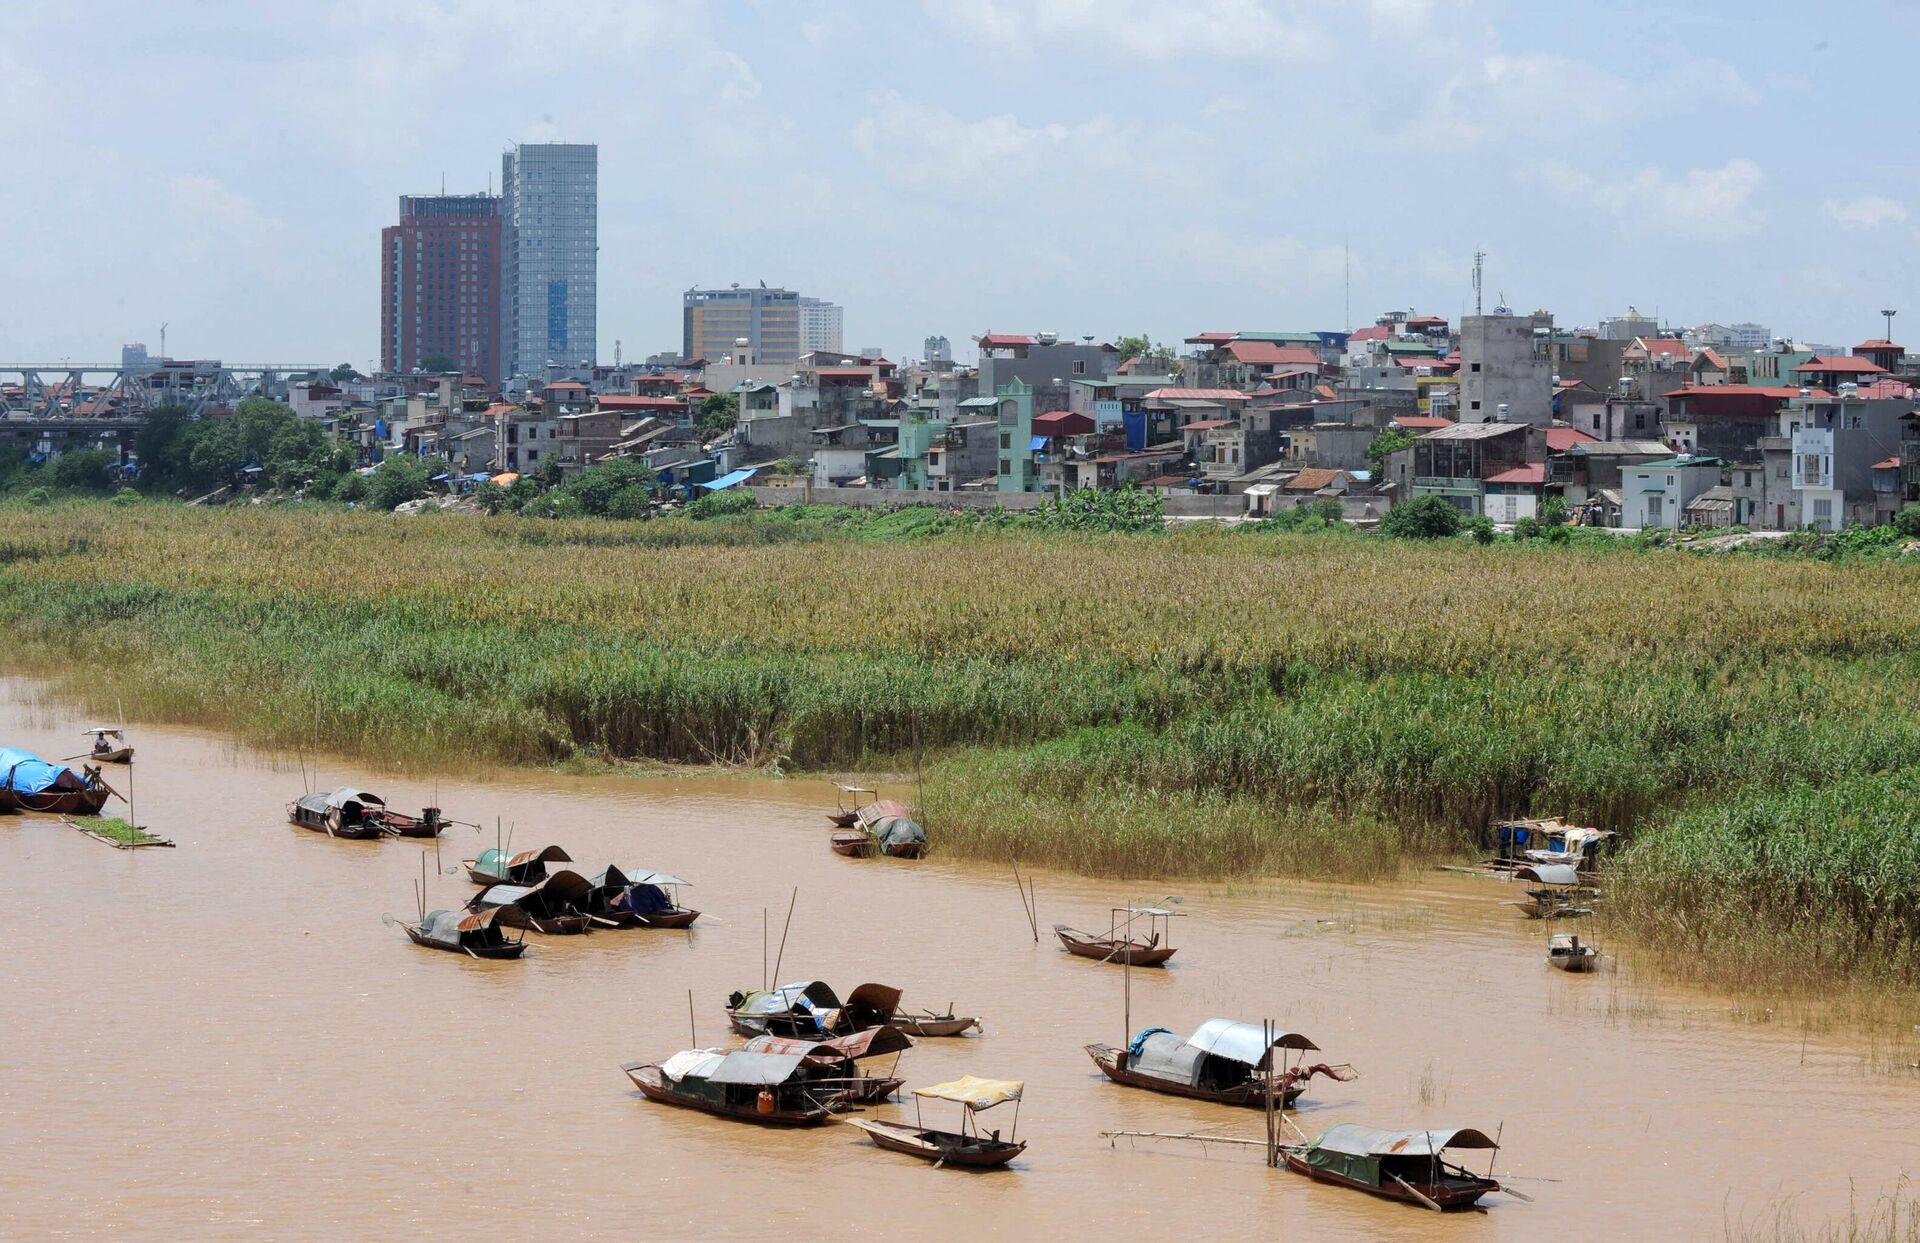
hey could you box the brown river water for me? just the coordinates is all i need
[1,677,1915,1242]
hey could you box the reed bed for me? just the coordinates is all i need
[6,503,1920,985]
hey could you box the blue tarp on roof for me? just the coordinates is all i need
[1028,435,1048,452]
[431,473,450,482]
[373,417,390,439]
[0,749,70,797]
[698,467,759,492]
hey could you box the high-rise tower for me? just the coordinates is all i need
[500,142,597,379]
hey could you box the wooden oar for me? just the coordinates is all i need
[1389,1171,1445,1212]
[1497,1183,1535,1202]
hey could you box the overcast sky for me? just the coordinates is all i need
[3,0,1914,368]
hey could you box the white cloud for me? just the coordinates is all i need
[1595,159,1766,237]
[920,0,1323,60]
[1824,194,1908,229]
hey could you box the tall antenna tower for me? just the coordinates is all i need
[1472,250,1485,317]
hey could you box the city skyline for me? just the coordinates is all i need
[5,2,1920,367]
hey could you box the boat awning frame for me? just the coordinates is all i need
[1310,1125,1499,1158]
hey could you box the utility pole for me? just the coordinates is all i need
[1883,308,1898,343]
[1472,251,1485,318]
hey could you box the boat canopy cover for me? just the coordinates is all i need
[0,749,83,796]
[738,981,842,1015]
[705,1051,811,1086]
[294,792,331,814]
[1310,1124,1498,1158]
[416,907,501,945]
[833,782,876,795]
[661,1049,726,1081]
[747,1026,914,1061]
[1129,1030,1206,1086]
[1187,1018,1319,1065]
[1514,863,1582,886]
[475,870,592,912]
[84,727,124,737]
[870,814,927,852]
[624,867,689,887]
[913,1075,1023,1110]
[474,845,572,874]
[845,983,904,1015]
[324,787,385,812]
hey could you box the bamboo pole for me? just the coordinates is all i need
[688,988,697,1047]
[771,887,797,988]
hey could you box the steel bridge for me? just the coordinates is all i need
[0,362,333,419]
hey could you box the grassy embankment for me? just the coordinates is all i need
[4,501,1920,993]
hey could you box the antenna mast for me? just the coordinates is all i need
[1472,250,1485,317]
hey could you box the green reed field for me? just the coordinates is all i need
[5,501,1920,989]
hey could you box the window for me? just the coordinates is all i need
[1000,433,1010,450]
[1633,412,1646,430]
[1666,475,1675,485]
[1470,362,1482,373]
[1813,498,1832,519]
[1648,496,1663,521]
[1072,360,1086,375]
[998,460,1009,476]
[1470,400,1481,411]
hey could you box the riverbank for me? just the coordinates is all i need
[5,501,1920,997]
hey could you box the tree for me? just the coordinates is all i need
[696,393,740,439]
[329,363,363,382]
[1366,427,1416,475]
[1467,514,1496,544]
[1894,503,1920,539]
[419,353,455,374]
[1033,483,1165,533]
[1540,495,1569,527]
[1114,333,1176,374]
[364,455,432,511]
[134,406,196,488]
[1379,495,1464,539]
[47,448,116,493]
[1309,497,1346,525]
[560,458,655,516]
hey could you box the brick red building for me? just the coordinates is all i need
[381,193,501,381]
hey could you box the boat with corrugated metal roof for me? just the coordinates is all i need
[1278,1124,1506,1210]
[584,865,700,928]
[1085,1019,1355,1109]
[467,870,596,934]
[621,1048,847,1126]
[724,981,903,1038]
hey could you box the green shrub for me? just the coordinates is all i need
[110,487,140,507]
[1380,495,1463,539]
[686,489,757,520]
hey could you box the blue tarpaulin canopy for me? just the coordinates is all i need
[0,748,75,797]
[1027,434,1048,452]
[373,417,390,439]
[698,467,759,491]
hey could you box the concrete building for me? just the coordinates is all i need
[1599,306,1658,341]
[1459,313,1552,426]
[501,142,598,379]
[684,285,807,366]
[1621,455,1723,530]
[994,378,1036,492]
[1788,391,1909,530]
[976,332,1118,415]
[382,193,502,381]
[798,297,844,355]
[924,335,952,365]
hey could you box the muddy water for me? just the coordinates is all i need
[1,679,1915,1243]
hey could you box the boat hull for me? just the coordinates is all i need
[16,789,112,816]
[1280,1150,1498,1209]
[830,831,874,858]
[848,1119,1024,1168]
[828,812,858,828]
[1086,1045,1306,1108]
[879,842,925,860]
[402,927,527,959]
[600,907,701,929]
[1549,952,1599,973]
[622,1064,836,1126]
[90,748,133,764]
[1054,927,1176,967]
[289,812,384,840]
[889,1015,980,1038]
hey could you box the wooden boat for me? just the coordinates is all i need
[463,844,571,886]
[846,1075,1026,1169]
[1085,1019,1355,1109]
[372,805,446,838]
[399,906,527,959]
[725,981,902,1038]
[857,799,927,859]
[84,727,133,764]
[622,1051,845,1126]
[828,781,876,828]
[584,866,700,928]
[287,787,388,840]
[1505,862,1601,918]
[829,829,875,858]
[744,1027,913,1104]
[1,750,114,816]
[1547,931,1600,972]
[1279,1124,1505,1211]
[889,1008,981,1038]
[468,870,597,935]
[1053,906,1184,967]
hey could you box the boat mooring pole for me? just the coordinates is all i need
[762,907,768,992]
[771,887,797,987]
[688,988,697,1047]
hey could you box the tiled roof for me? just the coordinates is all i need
[1484,463,1547,485]
[1222,341,1319,366]
[1791,355,1888,375]
[1181,419,1237,431]
[1635,338,1690,357]
[978,333,1036,348]
[1546,428,1599,452]
[1283,467,1347,491]
[1144,387,1249,401]
[1392,416,1454,430]
[1874,456,1902,469]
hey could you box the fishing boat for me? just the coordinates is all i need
[856,799,928,859]
[1278,1124,1506,1211]
[829,829,875,858]
[621,1049,846,1126]
[463,844,572,886]
[1547,931,1600,973]
[371,805,446,838]
[1445,818,1616,880]
[1053,906,1183,967]
[398,906,527,959]
[1503,863,1600,919]
[846,1075,1026,1170]
[725,981,903,1038]
[467,870,597,935]
[743,1027,914,1103]
[287,787,388,840]
[827,781,876,828]
[889,1007,982,1037]
[84,727,134,764]
[584,865,700,928]
[0,749,115,816]
[1085,1019,1356,1110]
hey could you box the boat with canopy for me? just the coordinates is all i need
[462,844,572,886]
[398,906,527,959]
[0,749,115,815]
[725,981,903,1038]
[1085,1019,1355,1109]
[84,727,133,764]
[584,865,699,928]
[622,1048,847,1126]
[287,788,388,840]
[467,870,597,934]
[1278,1124,1506,1210]
[847,1075,1027,1169]
[742,1027,913,1103]
[1054,906,1183,967]
[1504,862,1600,920]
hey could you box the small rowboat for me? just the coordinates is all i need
[828,781,875,828]
[830,829,875,858]
[1053,906,1184,967]
[1547,931,1600,972]
[846,1075,1026,1170]
[889,1009,981,1038]
[744,1028,914,1104]
[585,866,700,929]
[1279,1124,1507,1211]
[84,727,134,764]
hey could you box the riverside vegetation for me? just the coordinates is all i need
[5,500,1920,996]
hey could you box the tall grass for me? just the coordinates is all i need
[6,504,1920,985]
